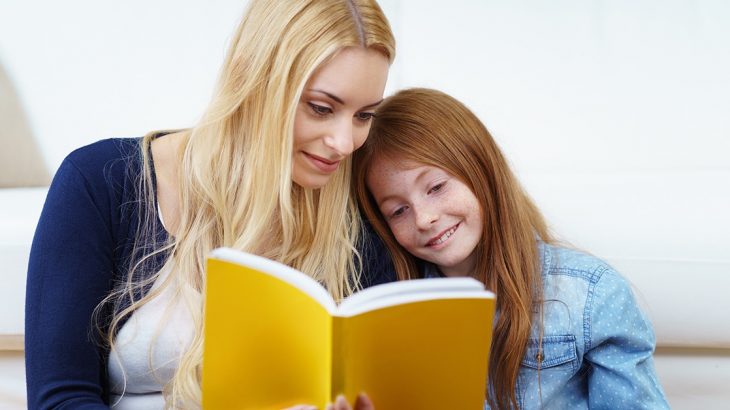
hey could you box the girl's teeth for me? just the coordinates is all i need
[433,226,456,245]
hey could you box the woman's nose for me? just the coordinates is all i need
[323,119,355,156]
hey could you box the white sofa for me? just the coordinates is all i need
[0,187,47,407]
[2,173,729,408]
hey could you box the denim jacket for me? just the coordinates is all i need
[425,243,669,409]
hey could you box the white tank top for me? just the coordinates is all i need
[107,267,197,409]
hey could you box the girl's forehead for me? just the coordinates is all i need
[367,155,445,186]
[370,153,422,171]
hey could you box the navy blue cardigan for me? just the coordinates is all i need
[25,138,395,409]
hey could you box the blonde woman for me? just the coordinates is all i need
[25,1,395,408]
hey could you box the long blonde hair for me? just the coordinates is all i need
[97,0,395,407]
[353,88,551,409]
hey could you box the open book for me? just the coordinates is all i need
[201,248,496,410]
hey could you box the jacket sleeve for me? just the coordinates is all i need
[25,156,115,409]
[584,267,670,409]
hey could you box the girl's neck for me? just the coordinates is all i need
[436,250,478,278]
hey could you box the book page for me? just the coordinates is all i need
[334,297,495,409]
[210,247,337,312]
[338,277,486,316]
[202,255,334,409]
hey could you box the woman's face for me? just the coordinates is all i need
[293,47,390,189]
[366,157,484,278]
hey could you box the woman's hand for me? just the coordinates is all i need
[327,394,374,410]
[284,393,374,410]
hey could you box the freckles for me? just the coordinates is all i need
[392,225,413,248]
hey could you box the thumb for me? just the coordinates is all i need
[354,393,374,410]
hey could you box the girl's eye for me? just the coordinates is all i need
[391,206,407,218]
[308,103,332,116]
[355,111,375,122]
[428,182,445,195]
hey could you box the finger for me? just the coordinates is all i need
[355,393,374,410]
[335,394,351,410]
[283,406,318,410]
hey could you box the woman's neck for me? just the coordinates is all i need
[151,131,187,236]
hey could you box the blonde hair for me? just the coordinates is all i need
[96,0,395,407]
[353,88,551,409]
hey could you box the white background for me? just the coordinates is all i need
[1,1,729,407]
[1,0,726,176]
[1,0,728,325]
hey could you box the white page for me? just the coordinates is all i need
[338,277,490,316]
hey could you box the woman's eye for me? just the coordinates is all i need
[428,182,445,195]
[355,111,375,121]
[308,103,332,116]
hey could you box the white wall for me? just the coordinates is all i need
[1,0,727,177]
[0,0,248,170]
[395,0,730,172]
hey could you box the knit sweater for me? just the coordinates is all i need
[25,137,395,409]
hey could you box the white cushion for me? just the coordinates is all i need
[0,187,46,342]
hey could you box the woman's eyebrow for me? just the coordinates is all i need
[308,89,383,109]
[361,99,384,109]
[309,89,344,104]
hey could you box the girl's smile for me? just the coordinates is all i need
[366,158,483,277]
[426,222,461,248]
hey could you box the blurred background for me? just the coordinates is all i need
[1,0,728,408]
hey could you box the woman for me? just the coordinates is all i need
[25,0,395,408]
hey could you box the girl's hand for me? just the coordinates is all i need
[283,393,374,410]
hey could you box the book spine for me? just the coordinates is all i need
[331,316,346,400]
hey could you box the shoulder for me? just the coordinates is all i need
[538,243,652,349]
[538,243,638,320]
[539,242,617,286]
[44,138,144,235]
[51,138,143,206]
[62,137,141,183]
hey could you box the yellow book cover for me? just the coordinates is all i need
[202,248,496,410]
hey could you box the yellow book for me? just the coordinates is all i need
[202,248,496,410]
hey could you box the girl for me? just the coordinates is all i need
[25,0,395,408]
[353,88,669,409]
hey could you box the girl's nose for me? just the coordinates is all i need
[414,206,439,230]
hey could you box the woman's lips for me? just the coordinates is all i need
[304,152,340,173]
[426,222,460,247]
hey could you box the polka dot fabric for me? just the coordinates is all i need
[483,243,670,409]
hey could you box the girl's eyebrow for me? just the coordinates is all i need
[375,168,432,207]
[308,89,383,109]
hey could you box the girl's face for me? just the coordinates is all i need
[293,47,390,189]
[366,156,484,277]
